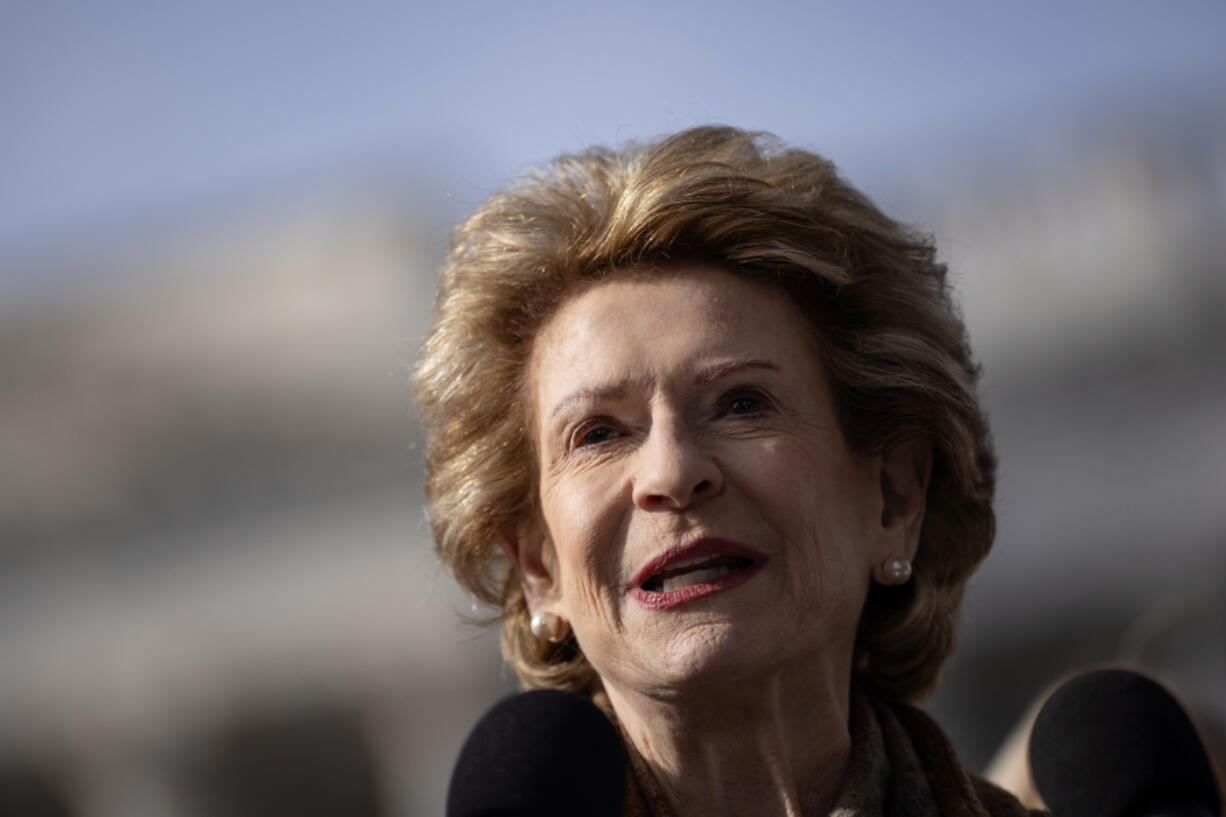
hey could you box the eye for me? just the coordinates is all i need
[723,389,770,416]
[571,420,620,449]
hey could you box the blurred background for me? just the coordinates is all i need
[2,1,1224,814]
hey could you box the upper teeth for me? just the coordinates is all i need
[659,564,737,592]
[666,555,718,571]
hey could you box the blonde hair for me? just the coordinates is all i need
[414,126,995,701]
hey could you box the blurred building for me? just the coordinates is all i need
[0,107,1223,815]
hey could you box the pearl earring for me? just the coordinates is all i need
[883,558,912,585]
[530,612,568,643]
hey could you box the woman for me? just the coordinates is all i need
[416,126,1040,816]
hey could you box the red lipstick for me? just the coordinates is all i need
[627,538,766,611]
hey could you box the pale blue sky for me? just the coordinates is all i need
[3,0,1224,261]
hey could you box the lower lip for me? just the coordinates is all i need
[628,561,766,611]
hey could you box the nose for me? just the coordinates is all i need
[631,417,724,511]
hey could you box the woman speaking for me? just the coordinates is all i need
[416,126,1041,816]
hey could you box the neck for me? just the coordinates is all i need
[604,659,853,817]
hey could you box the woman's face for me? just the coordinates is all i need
[516,266,900,696]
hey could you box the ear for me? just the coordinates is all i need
[497,513,563,617]
[877,436,932,563]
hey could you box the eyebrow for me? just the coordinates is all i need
[547,358,778,420]
[692,357,778,385]
[549,384,630,420]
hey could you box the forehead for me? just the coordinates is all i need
[528,266,820,406]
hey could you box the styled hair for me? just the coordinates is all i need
[414,126,995,701]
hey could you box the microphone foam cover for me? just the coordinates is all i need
[1029,668,1222,817]
[446,689,627,817]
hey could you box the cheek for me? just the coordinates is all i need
[732,436,845,518]
[738,439,875,599]
[539,467,630,606]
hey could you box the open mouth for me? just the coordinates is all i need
[640,554,757,593]
[628,540,766,610]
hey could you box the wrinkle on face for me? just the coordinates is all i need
[521,266,888,697]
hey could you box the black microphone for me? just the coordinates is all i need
[1029,668,1222,817]
[446,689,628,817]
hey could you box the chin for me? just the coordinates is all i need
[640,620,777,692]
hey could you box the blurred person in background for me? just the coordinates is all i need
[415,126,1043,816]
